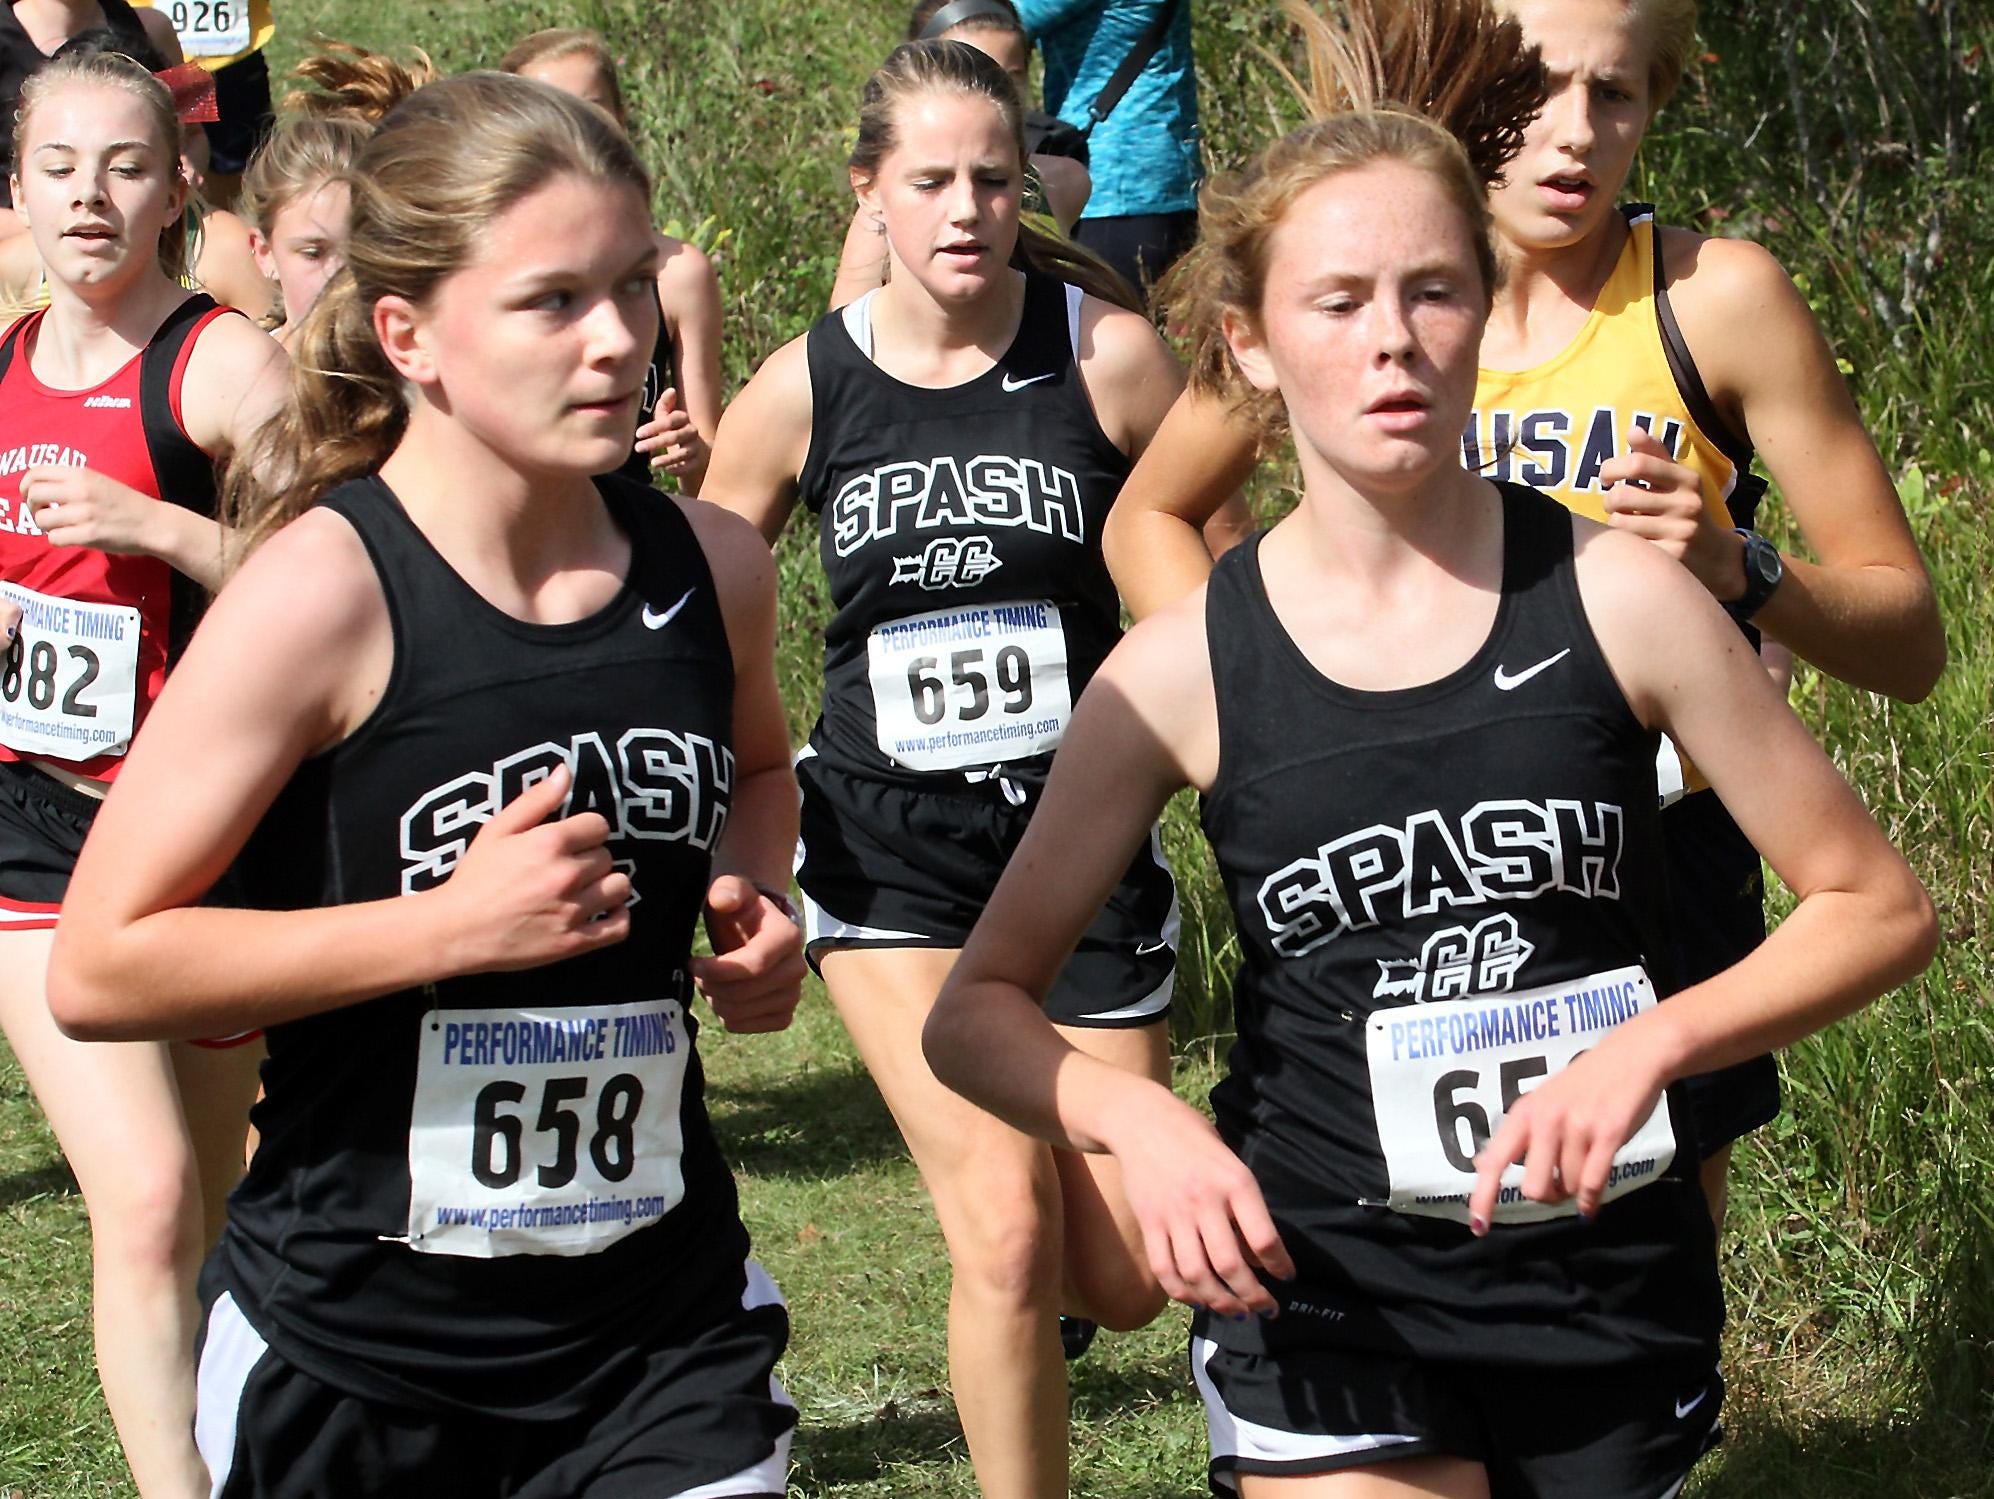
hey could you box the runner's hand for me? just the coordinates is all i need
[23,468,166,555]
[693,876,805,1032]
[442,765,631,972]
[1467,1027,1668,1232]
[634,390,708,476]
[1105,1088,1295,1318]
[1600,427,1740,597]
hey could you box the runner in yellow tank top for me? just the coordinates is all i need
[1469,205,1743,528]
[1094,0,1944,1231]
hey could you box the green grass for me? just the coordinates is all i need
[2,0,1991,1493]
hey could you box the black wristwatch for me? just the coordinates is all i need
[1726,528,1784,624]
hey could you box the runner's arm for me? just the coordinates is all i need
[1669,232,1944,700]
[679,497,806,1033]
[643,236,723,494]
[47,511,632,1040]
[700,334,811,547]
[924,596,1292,1315]
[1468,524,1938,1224]
[1100,384,1260,617]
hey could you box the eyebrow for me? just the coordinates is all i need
[32,139,156,155]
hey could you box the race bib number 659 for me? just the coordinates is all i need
[406,997,690,1259]
[1365,964,1676,1225]
[867,599,1071,772]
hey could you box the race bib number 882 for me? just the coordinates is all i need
[1365,964,1676,1225]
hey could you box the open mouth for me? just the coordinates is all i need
[1539,175,1594,209]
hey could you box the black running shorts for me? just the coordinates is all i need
[1192,1318,1722,1498]
[793,748,1178,1028]
[194,1261,796,1498]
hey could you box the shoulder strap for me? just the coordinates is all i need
[1079,0,1183,136]
[1646,214,1758,485]
[139,293,233,517]
[0,308,36,384]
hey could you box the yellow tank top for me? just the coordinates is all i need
[1469,207,1754,530]
[132,0,274,70]
[1469,206,1762,799]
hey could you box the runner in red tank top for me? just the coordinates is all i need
[0,47,284,1499]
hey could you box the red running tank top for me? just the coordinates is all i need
[0,294,232,781]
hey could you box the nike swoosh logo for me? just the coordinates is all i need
[642,588,696,631]
[1492,648,1572,691]
[1000,372,1055,392]
[1674,1387,1708,1420]
[1135,938,1173,957]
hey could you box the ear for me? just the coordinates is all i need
[850,165,881,222]
[1223,304,1280,394]
[8,177,24,229]
[247,227,276,284]
[373,293,435,385]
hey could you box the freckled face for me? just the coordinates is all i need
[1230,161,1488,494]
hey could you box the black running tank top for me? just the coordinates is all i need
[796,272,1128,790]
[1199,484,1719,1370]
[219,474,748,1419]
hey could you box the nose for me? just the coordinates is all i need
[584,289,648,370]
[1371,296,1417,366]
[946,175,980,226]
[1551,82,1596,156]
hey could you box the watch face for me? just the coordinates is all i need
[1751,546,1779,584]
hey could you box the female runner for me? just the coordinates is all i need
[1100,0,1944,1227]
[828,0,1094,309]
[502,26,723,494]
[702,38,1194,1498]
[0,26,274,319]
[0,47,283,1499]
[48,71,802,1496]
[238,115,360,341]
[923,35,1936,1496]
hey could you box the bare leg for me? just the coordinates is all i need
[170,1036,264,1250]
[0,929,209,1499]
[1238,1456,1492,1499]
[823,946,1071,1499]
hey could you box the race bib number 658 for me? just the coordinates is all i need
[406,998,690,1259]
[1365,964,1676,1225]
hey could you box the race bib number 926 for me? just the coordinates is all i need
[1365,964,1676,1225]
[164,0,252,56]
[406,997,690,1259]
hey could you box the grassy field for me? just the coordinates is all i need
[2,0,1991,1494]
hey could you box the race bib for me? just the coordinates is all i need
[867,599,1071,771]
[0,581,141,761]
[159,0,251,56]
[1365,964,1676,1225]
[405,996,691,1259]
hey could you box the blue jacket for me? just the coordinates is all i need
[1014,0,1201,219]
